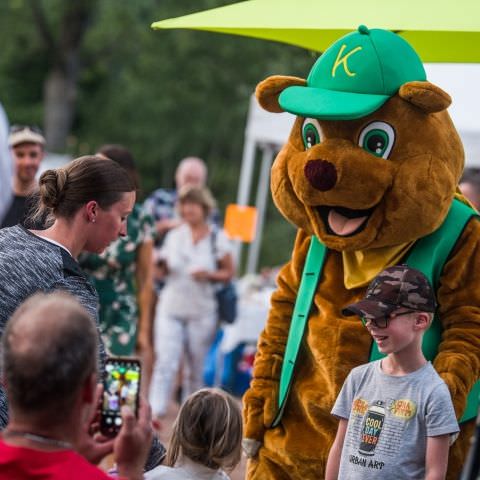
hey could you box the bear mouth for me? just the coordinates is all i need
[316,205,376,237]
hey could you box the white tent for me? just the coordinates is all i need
[238,64,480,273]
[427,63,480,162]
[0,103,12,222]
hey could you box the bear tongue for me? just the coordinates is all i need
[327,209,368,236]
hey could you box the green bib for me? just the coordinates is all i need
[273,199,478,427]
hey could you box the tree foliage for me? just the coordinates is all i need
[0,0,317,269]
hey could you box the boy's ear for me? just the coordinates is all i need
[256,75,306,113]
[398,81,451,113]
[414,312,432,331]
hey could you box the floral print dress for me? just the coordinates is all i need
[81,203,155,355]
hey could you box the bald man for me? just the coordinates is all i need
[145,157,208,240]
[0,293,152,480]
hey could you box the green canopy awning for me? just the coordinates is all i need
[152,0,480,63]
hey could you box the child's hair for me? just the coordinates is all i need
[166,388,242,471]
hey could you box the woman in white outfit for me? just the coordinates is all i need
[149,186,234,420]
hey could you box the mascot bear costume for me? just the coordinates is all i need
[243,26,480,479]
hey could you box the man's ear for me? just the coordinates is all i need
[256,75,306,113]
[398,81,451,113]
[81,371,98,404]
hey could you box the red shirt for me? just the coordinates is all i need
[0,438,113,479]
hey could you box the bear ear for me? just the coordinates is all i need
[256,75,306,113]
[398,81,451,113]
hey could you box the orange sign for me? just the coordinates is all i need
[224,204,257,243]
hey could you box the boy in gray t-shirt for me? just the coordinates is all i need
[325,265,459,480]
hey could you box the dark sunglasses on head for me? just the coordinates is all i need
[10,124,43,135]
[361,310,417,329]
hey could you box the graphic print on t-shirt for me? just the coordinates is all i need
[358,400,385,455]
[346,396,417,470]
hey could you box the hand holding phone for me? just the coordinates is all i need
[114,396,153,480]
[100,357,141,437]
[77,384,115,465]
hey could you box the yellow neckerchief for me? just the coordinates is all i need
[342,191,472,289]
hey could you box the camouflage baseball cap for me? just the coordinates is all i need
[342,265,437,320]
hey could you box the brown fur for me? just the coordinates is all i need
[399,81,452,113]
[244,75,480,479]
[256,76,306,113]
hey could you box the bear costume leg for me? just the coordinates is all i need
[247,447,326,480]
[247,455,292,480]
[447,420,475,480]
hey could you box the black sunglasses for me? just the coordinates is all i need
[361,310,417,329]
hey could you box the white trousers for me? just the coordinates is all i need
[149,307,217,417]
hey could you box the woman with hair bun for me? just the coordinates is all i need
[80,145,156,395]
[0,155,136,329]
[0,154,167,469]
[0,156,137,440]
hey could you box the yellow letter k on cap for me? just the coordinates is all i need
[332,44,363,77]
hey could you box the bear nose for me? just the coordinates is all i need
[304,159,337,191]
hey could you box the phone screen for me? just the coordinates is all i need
[100,357,141,437]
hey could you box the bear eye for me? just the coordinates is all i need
[358,121,395,159]
[302,118,322,150]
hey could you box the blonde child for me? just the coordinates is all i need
[145,388,242,479]
[325,265,459,480]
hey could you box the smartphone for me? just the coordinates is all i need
[100,357,141,437]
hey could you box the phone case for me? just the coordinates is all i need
[100,356,141,437]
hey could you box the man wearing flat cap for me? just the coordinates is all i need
[1,125,46,229]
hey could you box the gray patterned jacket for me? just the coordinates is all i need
[0,225,104,428]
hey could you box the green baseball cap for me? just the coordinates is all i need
[279,25,426,120]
